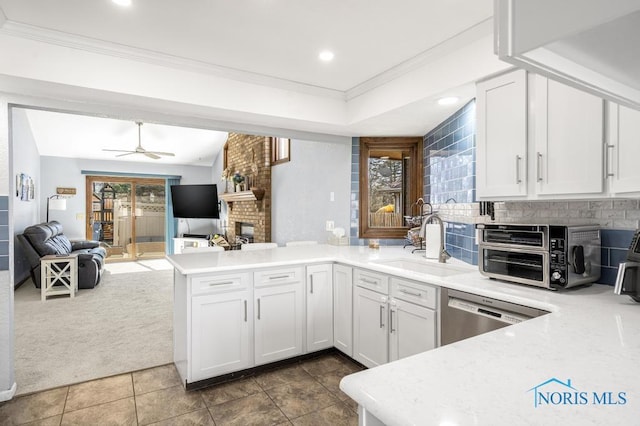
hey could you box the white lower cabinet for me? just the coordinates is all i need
[353,285,389,368]
[254,267,304,365]
[333,264,353,356]
[176,263,438,386]
[389,299,436,362]
[191,289,252,381]
[353,270,438,369]
[306,264,334,352]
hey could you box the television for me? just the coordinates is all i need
[170,184,220,219]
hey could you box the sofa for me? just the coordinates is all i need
[17,221,107,289]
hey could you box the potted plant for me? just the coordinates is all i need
[232,172,245,192]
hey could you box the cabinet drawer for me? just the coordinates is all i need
[254,267,303,287]
[391,278,437,309]
[190,273,250,295]
[354,269,388,294]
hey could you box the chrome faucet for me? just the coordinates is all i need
[424,213,451,263]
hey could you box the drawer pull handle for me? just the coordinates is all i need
[268,275,290,280]
[399,289,422,297]
[310,275,314,294]
[257,298,261,320]
[379,305,385,328]
[515,155,522,184]
[360,278,377,285]
[208,281,234,286]
[244,300,247,322]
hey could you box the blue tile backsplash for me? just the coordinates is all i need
[599,229,634,285]
[424,100,476,204]
[0,196,8,271]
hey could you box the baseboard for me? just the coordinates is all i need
[0,382,17,402]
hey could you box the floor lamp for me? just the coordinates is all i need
[46,195,67,222]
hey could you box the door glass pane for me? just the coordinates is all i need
[133,183,166,259]
[91,182,132,261]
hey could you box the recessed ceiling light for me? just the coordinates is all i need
[319,51,335,62]
[438,96,459,106]
[112,0,132,7]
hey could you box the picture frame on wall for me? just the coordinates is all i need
[271,137,290,165]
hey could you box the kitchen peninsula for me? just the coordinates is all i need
[167,245,640,426]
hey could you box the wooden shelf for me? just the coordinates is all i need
[220,188,265,203]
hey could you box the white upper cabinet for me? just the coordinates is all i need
[607,103,640,194]
[476,69,528,199]
[495,0,640,110]
[476,70,607,200]
[532,76,604,196]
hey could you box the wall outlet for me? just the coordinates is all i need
[326,220,335,231]
[330,191,335,202]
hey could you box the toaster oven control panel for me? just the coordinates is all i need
[550,237,567,286]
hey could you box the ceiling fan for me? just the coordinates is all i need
[103,121,175,160]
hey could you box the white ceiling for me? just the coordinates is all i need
[22,109,229,166]
[0,0,493,91]
[0,0,498,163]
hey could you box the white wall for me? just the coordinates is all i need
[271,138,351,245]
[39,156,213,239]
[11,108,41,284]
[0,97,15,401]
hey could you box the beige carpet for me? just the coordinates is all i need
[13,259,173,395]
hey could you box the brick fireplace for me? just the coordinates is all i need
[224,133,272,243]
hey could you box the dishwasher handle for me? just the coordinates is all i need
[448,297,529,325]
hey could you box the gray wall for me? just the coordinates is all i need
[11,109,41,284]
[271,138,351,246]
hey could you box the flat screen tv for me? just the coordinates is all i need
[170,184,220,219]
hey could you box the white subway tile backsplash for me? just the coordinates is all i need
[613,219,639,229]
[613,199,639,209]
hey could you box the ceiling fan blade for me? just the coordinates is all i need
[116,152,138,157]
[144,152,161,160]
[147,151,175,157]
[103,149,136,153]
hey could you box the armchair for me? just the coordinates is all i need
[17,221,107,289]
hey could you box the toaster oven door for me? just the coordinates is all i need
[479,246,549,288]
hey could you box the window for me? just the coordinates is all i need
[359,137,422,239]
[271,137,290,165]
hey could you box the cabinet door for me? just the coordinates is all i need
[389,299,436,363]
[533,76,604,195]
[306,264,334,352]
[191,290,252,381]
[254,282,304,365]
[333,264,353,357]
[476,69,528,198]
[608,103,640,194]
[353,286,388,368]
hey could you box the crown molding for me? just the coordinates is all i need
[345,18,493,101]
[0,20,346,100]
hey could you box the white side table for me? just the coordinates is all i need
[40,254,78,301]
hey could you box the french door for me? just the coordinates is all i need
[86,176,166,262]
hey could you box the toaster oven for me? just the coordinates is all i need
[477,224,601,290]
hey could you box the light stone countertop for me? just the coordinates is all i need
[167,245,640,425]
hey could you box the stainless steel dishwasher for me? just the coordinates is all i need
[440,288,548,345]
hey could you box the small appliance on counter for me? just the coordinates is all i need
[614,229,640,302]
[477,223,601,290]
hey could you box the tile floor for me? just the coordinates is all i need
[0,352,363,425]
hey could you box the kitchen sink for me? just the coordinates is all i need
[372,259,473,277]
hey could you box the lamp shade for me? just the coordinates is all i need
[49,198,67,211]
